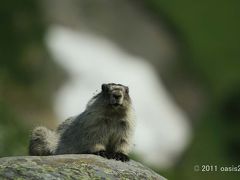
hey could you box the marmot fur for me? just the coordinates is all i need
[29,83,135,161]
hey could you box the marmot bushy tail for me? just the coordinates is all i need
[29,126,58,156]
[29,83,135,162]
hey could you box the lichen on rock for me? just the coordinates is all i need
[0,154,166,179]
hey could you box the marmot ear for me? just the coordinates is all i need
[101,84,108,92]
[125,86,129,93]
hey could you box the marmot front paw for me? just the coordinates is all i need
[108,152,129,162]
[93,150,108,158]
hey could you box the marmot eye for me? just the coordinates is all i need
[101,84,108,92]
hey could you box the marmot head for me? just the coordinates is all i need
[101,83,130,108]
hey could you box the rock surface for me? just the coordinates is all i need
[0,154,166,179]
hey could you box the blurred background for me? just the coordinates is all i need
[0,0,239,179]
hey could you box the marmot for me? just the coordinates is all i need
[29,83,135,162]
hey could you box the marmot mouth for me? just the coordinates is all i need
[112,103,122,107]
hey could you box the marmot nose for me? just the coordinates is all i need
[113,94,122,99]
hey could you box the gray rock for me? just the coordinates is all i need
[0,154,166,180]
